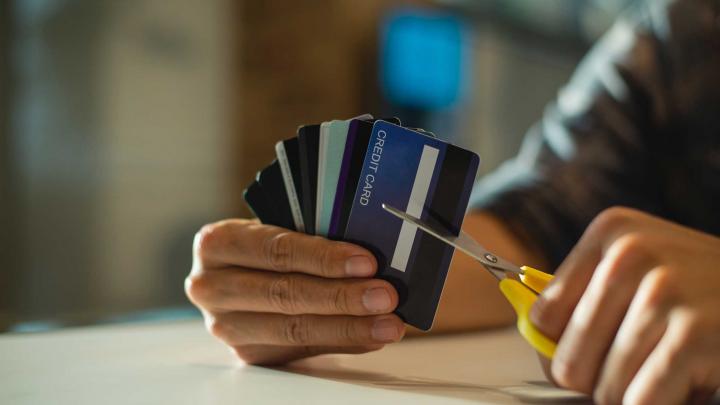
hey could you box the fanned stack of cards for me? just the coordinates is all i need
[244,115,480,330]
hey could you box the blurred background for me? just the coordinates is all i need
[0,0,633,332]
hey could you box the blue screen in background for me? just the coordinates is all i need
[380,8,468,110]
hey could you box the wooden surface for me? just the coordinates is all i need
[0,319,592,404]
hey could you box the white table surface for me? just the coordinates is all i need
[0,319,591,404]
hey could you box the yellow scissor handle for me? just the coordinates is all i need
[499,266,556,359]
[519,265,554,294]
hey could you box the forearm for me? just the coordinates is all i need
[423,210,549,334]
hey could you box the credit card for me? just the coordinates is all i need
[317,119,356,237]
[316,115,374,237]
[328,117,400,239]
[276,137,305,232]
[298,124,320,234]
[343,121,479,330]
[243,180,279,226]
[315,121,333,236]
[257,160,296,230]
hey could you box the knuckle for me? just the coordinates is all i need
[612,233,649,260]
[205,315,225,340]
[339,319,362,344]
[318,244,335,275]
[551,357,592,394]
[642,268,678,308]
[602,234,652,281]
[329,287,351,313]
[590,206,637,235]
[267,275,298,314]
[283,316,311,345]
[185,273,211,306]
[194,222,227,262]
[263,232,295,272]
[314,241,338,276]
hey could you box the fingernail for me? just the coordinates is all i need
[345,256,373,277]
[362,288,392,313]
[371,318,400,342]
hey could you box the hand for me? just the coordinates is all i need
[531,207,720,404]
[185,219,404,365]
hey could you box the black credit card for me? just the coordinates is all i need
[243,180,278,226]
[256,160,295,230]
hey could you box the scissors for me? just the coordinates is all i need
[382,203,557,359]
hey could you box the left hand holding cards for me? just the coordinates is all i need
[185,219,405,365]
[190,113,479,364]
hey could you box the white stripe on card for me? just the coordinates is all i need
[390,145,440,272]
[275,141,305,232]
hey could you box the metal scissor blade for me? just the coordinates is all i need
[381,203,523,278]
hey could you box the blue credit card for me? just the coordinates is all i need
[343,121,479,330]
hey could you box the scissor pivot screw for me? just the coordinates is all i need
[484,253,498,263]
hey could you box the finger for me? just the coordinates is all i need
[594,269,669,404]
[529,227,603,340]
[530,207,638,341]
[231,344,384,366]
[623,323,693,405]
[188,268,398,316]
[550,239,653,393]
[537,354,555,386]
[194,219,376,277]
[208,312,405,347]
